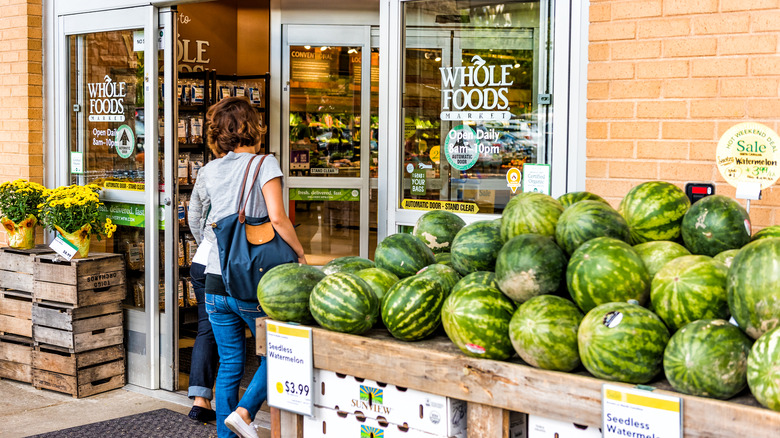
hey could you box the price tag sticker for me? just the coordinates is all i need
[602,384,682,438]
[49,233,79,261]
[266,320,313,416]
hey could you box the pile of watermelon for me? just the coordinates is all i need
[256,184,780,412]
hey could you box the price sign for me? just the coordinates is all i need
[602,384,682,438]
[49,234,79,261]
[266,320,313,416]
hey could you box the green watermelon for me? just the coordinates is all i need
[451,271,498,295]
[355,267,399,303]
[713,249,739,268]
[375,233,436,278]
[413,210,466,253]
[555,200,630,256]
[578,302,670,383]
[309,272,380,334]
[495,234,567,303]
[747,326,780,411]
[417,263,461,294]
[450,220,503,276]
[381,275,446,341]
[509,295,583,371]
[257,263,325,323]
[633,241,691,279]
[664,319,752,399]
[500,192,564,242]
[682,195,751,256]
[557,191,608,209]
[651,255,729,332]
[619,181,691,244]
[567,237,651,313]
[727,238,780,339]
[434,252,452,266]
[322,256,375,275]
[441,285,516,360]
[752,225,780,241]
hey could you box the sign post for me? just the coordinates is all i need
[266,320,314,417]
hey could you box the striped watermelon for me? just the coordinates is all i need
[495,234,567,303]
[451,271,498,295]
[322,256,375,275]
[555,200,630,256]
[713,249,739,268]
[567,237,651,313]
[558,191,608,209]
[752,225,780,241]
[651,255,729,332]
[664,319,752,399]
[434,252,452,266]
[619,181,691,244]
[450,220,503,276]
[500,192,564,242]
[633,240,691,279]
[381,275,446,341]
[417,263,461,294]
[441,285,516,360]
[747,326,780,411]
[509,295,583,371]
[413,210,466,253]
[309,272,380,334]
[578,302,670,384]
[375,233,436,278]
[355,267,399,303]
[682,195,751,256]
[727,238,780,339]
[257,263,325,323]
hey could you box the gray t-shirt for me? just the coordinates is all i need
[189,152,283,276]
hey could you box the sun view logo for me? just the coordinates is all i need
[352,385,391,414]
[360,425,384,438]
[439,55,515,121]
[88,75,127,122]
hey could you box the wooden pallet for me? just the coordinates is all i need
[33,308,123,353]
[0,245,53,294]
[33,253,125,307]
[32,344,125,398]
[0,334,33,383]
[0,290,32,339]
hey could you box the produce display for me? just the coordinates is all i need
[256,263,325,323]
[727,238,780,339]
[555,200,630,256]
[374,232,436,278]
[309,272,379,334]
[495,234,567,303]
[499,192,563,241]
[354,267,399,303]
[618,181,690,244]
[381,275,446,341]
[557,191,608,209]
[682,194,751,256]
[322,256,375,275]
[633,240,690,279]
[416,263,461,295]
[450,271,498,295]
[413,210,466,254]
[449,220,503,276]
[747,326,780,411]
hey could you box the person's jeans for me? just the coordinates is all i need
[206,293,267,438]
[188,262,218,400]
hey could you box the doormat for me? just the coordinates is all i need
[26,408,217,438]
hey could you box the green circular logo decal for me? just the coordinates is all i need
[444,125,480,171]
[115,124,136,159]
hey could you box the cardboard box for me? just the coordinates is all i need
[314,369,467,437]
[304,406,466,438]
[528,415,601,438]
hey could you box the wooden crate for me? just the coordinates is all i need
[0,290,32,339]
[0,245,53,294]
[32,344,125,398]
[33,305,123,353]
[0,335,33,383]
[33,253,125,307]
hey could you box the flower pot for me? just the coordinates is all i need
[55,223,92,259]
[1,215,37,250]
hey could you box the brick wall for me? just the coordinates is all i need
[0,0,44,245]
[587,0,780,228]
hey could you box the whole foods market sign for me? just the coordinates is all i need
[88,75,127,122]
[440,55,515,121]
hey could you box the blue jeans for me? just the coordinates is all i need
[206,293,267,438]
[188,263,218,400]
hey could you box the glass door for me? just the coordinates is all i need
[58,6,178,390]
[282,25,374,264]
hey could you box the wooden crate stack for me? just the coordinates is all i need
[0,246,53,384]
[31,253,127,398]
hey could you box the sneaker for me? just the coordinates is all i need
[225,411,258,438]
[188,406,216,422]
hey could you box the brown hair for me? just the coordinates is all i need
[205,96,267,156]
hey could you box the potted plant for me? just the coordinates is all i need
[39,184,117,258]
[0,179,47,249]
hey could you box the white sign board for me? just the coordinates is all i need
[70,151,84,174]
[49,234,79,261]
[522,163,551,195]
[132,30,164,52]
[602,384,682,438]
[266,320,314,416]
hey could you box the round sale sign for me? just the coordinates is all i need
[716,122,780,190]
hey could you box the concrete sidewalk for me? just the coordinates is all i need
[0,380,271,437]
